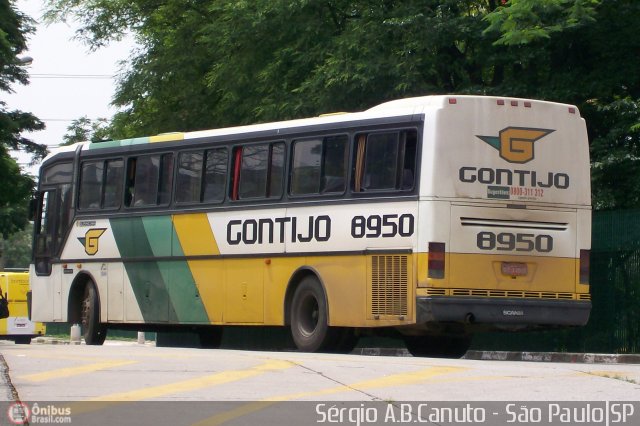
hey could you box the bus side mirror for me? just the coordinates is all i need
[29,197,37,221]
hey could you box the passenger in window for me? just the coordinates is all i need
[133,158,158,206]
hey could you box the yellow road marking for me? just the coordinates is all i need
[19,360,138,382]
[271,365,463,400]
[90,359,295,401]
[585,370,638,383]
[193,365,463,426]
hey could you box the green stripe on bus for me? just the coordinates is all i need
[110,217,173,322]
[88,137,150,150]
[110,217,209,323]
[141,216,209,323]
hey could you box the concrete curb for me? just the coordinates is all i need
[32,336,73,345]
[355,348,640,364]
[464,350,640,364]
[355,347,411,357]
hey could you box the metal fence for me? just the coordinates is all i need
[473,208,640,354]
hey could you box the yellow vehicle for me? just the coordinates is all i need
[0,271,46,344]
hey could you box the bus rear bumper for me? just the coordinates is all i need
[416,296,591,327]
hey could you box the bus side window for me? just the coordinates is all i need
[103,159,124,208]
[239,145,269,199]
[133,156,157,206]
[322,135,348,193]
[176,151,204,204]
[126,154,174,207]
[202,148,227,203]
[235,142,284,200]
[125,158,137,207]
[291,139,322,195]
[353,130,417,192]
[400,131,417,190]
[79,161,104,209]
[79,159,124,210]
[290,135,347,196]
[269,142,284,199]
[157,153,174,205]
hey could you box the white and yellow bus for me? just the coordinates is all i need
[29,95,591,356]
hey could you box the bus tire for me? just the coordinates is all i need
[81,283,107,345]
[290,276,336,352]
[14,336,32,345]
[404,334,471,358]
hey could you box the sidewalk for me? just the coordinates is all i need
[26,338,640,364]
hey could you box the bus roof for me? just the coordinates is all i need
[42,95,580,161]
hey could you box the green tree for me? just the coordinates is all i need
[1,224,32,269]
[0,0,46,254]
[61,116,110,145]
[44,0,640,210]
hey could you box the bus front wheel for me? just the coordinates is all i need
[290,276,336,352]
[81,283,107,345]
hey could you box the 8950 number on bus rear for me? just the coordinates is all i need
[476,231,553,253]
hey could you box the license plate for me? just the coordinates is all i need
[501,262,528,276]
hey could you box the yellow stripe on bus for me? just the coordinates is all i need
[149,132,184,143]
[173,213,223,322]
[173,213,220,256]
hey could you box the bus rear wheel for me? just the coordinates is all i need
[290,276,338,352]
[81,283,107,345]
[404,334,471,358]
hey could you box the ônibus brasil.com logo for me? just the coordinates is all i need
[7,402,72,424]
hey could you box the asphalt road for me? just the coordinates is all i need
[0,340,639,425]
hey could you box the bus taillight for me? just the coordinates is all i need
[428,242,446,279]
[579,249,590,284]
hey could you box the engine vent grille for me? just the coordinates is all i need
[451,288,576,300]
[371,255,409,317]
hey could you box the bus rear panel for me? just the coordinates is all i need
[414,96,590,332]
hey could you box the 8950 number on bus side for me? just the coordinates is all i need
[476,231,553,253]
[351,214,415,238]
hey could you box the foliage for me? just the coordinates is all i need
[44,0,640,210]
[1,224,32,269]
[61,116,111,145]
[484,0,599,45]
[0,0,47,239]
